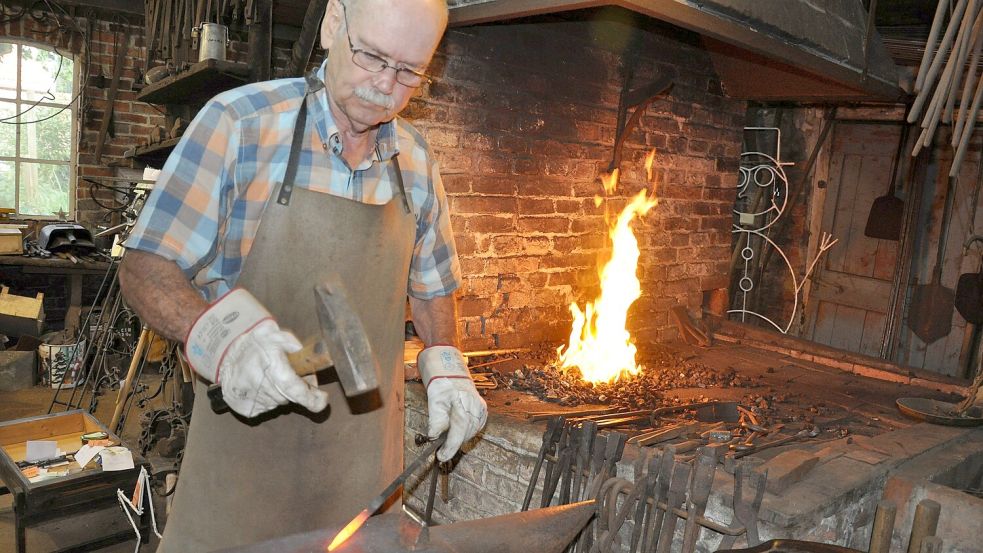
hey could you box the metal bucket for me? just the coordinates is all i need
[198,23,228,62]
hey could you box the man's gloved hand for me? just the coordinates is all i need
[185,288,329,418]
[418,345,488,462]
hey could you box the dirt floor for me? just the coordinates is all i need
[0,337,967,552]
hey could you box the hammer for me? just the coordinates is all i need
[207,279,380,413]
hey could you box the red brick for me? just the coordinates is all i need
[475,154,512,175]
[518,216,569,234]
[518,198,554,215]
[471,177,516,195]
[466,215,515,233]
[452,196,518,214]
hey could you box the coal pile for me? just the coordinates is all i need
[494,344,755,409]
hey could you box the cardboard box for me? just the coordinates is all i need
[0,227,21,255]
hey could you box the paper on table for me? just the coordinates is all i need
[25,440,58,462]
[99,446,135,471]
[75,443,106,468]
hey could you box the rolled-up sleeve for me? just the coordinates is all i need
[124,99,238,279]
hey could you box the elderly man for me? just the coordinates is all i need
[119,0,487,550]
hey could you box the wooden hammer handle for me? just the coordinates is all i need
[207,337,333,413]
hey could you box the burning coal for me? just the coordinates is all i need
[556,153,659,384]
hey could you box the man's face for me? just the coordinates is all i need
[320,0,445,133]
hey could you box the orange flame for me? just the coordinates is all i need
[557,152,658,384]
[644,150,656,183]
[327,508,371,551]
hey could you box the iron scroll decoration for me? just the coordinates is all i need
[729,127,838,334]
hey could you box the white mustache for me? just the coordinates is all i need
[354,87,395,110]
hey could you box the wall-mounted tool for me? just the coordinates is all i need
[607,65,673,174]
[908,175,958,344]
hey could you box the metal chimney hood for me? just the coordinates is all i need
[448,0,903,102]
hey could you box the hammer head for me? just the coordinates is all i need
[315,279,380,397]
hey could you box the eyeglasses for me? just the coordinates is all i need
[338,2,432,88]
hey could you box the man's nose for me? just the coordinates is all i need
[374,66,398,94]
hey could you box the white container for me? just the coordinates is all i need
[198,23,228,62]
[38,335,85,389]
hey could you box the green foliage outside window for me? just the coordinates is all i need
[0,41,76,217]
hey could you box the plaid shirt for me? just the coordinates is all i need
[125,61,461,302]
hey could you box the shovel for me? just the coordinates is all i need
[955,235,983,325]
[908,175,958,344]
[864,122,910,241]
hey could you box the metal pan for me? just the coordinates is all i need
[896,397,983,426]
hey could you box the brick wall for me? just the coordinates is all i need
[4,7,747,349]
[404,12,746,352]
[1,9,165,226]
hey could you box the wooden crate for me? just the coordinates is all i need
[0,286,44,339]
[0,411,151,553]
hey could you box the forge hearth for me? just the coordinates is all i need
[401,339,980,553]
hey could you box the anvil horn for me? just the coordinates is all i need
[429,500,596,553]
[215,500,596,553]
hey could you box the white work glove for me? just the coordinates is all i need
[418,345,488,462]
[185,288,329,418]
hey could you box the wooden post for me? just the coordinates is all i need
[248,0,272,82]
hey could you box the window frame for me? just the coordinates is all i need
[0,39,79,220]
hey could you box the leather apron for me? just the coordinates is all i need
[157,83,416,552]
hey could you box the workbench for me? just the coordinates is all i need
[0,256,114,334]
[0,410,151,553]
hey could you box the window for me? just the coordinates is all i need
[0,41,77,218]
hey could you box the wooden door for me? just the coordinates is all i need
[805,123,901,357]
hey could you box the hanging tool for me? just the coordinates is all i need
[864,122,910,240]
[327,433,446,551]
[908,174,959,344]
[207,279,380,413]
[95,26,132,164]
[680,447,719,553]
[956,235,983,324]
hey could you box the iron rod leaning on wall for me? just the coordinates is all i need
[915,0,951,93]
[909,0,969,124]
[953,9,983,146]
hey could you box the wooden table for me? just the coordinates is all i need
[0,410,151,553]
[0,256,114,333]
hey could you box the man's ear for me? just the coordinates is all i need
[320,1,343,51]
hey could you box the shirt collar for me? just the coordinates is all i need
[312,60,400,161]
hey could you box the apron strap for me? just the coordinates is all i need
[382,146,412,215]
[276,94,310,207]
[278,71,412,214]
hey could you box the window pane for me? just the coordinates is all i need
[19,161,69,216]
[21,45,72,104]
[0,160,13,209]
[0,43,16,100]
[19,105,71,161]
[0,101,16,157]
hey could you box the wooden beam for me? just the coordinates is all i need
[249,0,274,82]
[6,0,144,17]
[287,0,328,77]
